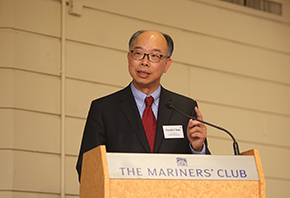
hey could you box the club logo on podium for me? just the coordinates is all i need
[176,157,188,166]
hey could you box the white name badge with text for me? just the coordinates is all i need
[163,125,184,138]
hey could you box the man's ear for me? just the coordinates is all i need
[163,58,172,73]
[127,52,130,60]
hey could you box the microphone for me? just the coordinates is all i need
[166,102,240,155]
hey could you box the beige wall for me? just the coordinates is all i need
[1,0,290,197]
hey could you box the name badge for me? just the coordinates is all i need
[163,125,184,139]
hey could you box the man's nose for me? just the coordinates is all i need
[140,54,150,66]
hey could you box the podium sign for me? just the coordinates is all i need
[107,153,259,181]
[80,146,265,198]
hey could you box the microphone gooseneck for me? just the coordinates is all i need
[166,102,240,155]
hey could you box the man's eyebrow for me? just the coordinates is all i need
[133,46,162,53]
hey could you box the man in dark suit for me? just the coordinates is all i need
[76,30,210,181]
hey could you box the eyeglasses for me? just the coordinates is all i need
[130,49,169,63]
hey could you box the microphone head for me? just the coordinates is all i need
[165,102,173,109]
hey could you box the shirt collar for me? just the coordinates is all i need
[130,82,161,107]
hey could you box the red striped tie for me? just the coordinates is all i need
[142,96,156,153]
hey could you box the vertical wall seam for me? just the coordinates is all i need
[61,0,66,198]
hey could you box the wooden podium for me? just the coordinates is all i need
[80,146,265,198]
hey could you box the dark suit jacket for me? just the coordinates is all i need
[76,84,210,181]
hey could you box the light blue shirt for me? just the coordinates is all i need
[130,82,205,154]
[130,82,160,119]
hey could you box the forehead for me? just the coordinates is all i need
[132,31,167,52]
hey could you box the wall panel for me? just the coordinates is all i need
[160,62,190,97]
[83,0,290,53]
[13,151,60,193]
[12,192,60,198]
[13,110,60,153]
[174,32,290,85]
[0,29,61,75]
[13,31,61,75]
[198,102,290,148]
[189,67,290,115]
[208,139,290,180]
[66,78,122,118]
[0,109,14,148]
[66,117,86,156]
[0,0,61,36]
[66,8,137,51]
[13,70,60,114]
[66,41,130,86]
[206,0,290,23]
[266,179,290,198]
[0,69,14,107]
[0,192,13,198]
[66,7,290,85]
[66,7,179,53]
[259,146,290,179]
[206,137,233,155]
[0,30,14,68]
[0,150,13,190]
[65,156,80,196]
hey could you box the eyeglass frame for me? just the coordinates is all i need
[130,49,170,63]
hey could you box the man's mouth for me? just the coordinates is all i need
[138,71,150,75]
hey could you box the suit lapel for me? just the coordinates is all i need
[119,85,151,152]
[153,87,173,152]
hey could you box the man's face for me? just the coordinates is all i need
[127,31,172,95]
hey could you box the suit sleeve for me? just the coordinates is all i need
[76,100,106,182]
